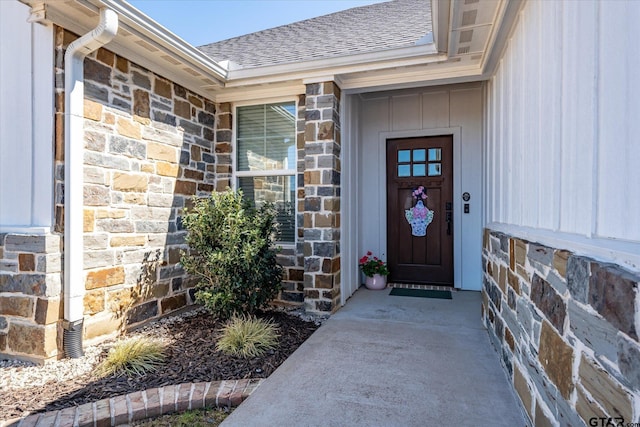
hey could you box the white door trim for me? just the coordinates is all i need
[377,127,463,289]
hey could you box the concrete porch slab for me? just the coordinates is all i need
[222,288,527,426]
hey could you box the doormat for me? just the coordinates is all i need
[389,287,452,299]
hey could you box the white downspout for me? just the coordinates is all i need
[63,8,118,357]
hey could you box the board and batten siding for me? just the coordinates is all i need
[0,1,54,232]
[352,84,483,290]
[485,0,640,272]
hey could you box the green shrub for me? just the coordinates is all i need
[97,337,165,377]
[216,315,279,358]
[180,190,283,319]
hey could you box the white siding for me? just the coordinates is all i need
[0,1,54,231]
[486,0,640,270]
[597,1,640,241]
[355,84,483,290]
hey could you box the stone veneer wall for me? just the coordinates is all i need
[481,228,640,426]
[0,234,63,362]
[1,44,344,360]
[52,26,230,344]
[0,27,231,362]
[302,82,341,313]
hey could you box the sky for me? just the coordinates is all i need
[128,0,386,47]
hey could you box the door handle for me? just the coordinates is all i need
[446,209,452,236]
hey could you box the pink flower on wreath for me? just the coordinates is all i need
[412,185,428,201]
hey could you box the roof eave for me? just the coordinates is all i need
[20,0,228,100]
[98,0,228,79]
[480,0,526,76]
[225,41,441,86]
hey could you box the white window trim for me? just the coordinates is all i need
[232,97,299,248]
[235,169,295,178]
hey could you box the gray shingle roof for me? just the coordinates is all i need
[198,0,431,69]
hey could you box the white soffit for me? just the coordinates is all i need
[20,0,513,101]
[227,0,506,94]
[445,0,503,69]
[21,0,226,100]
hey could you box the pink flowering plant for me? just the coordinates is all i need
[359,251,390,277]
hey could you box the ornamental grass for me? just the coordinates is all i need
[216,315,279,358]
[97,337,166,377]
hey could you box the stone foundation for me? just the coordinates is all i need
[482,228,640,425]
[0,233,62,362]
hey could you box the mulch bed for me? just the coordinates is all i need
[2,309,319,420]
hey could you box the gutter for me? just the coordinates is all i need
[88,0,228,82]
[63,7,118,358]
[224,42,441,84]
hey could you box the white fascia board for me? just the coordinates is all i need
[21,0,227,91]
[340,67,487,93]
[480,0,525,77]
[225,43,441,85]
[432,0,451,53]
[340,72,487,94]
[95,0,227,80]
[217,62,486,102]
[41,7,220,101]
[214,82,306,103]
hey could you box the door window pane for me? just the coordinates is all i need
[428,163,442,176]
[413,164,426,176]
[398,150,411,163]
[398,165,411,177]
[428,148,441,161]
[413,149,426,162]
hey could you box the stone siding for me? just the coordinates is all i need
[482,228,640,425]
[302,82,342,313]
[1,36,344,360]
[2,27,231,362]
[53,27,227,342]
[0,234,62,361]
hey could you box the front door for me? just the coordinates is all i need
[386,136,453,285]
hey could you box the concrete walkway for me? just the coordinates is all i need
[223,288,527,426]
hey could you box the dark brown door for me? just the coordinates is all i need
[387,136,453,285]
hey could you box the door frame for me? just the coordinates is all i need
[377,127,462,289]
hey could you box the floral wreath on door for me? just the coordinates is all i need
[404,186,434,237]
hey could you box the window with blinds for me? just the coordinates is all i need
[236,102,296,243]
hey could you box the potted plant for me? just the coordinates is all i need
[359,251,390,290]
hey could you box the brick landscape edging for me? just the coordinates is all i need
[3,379,262,427]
